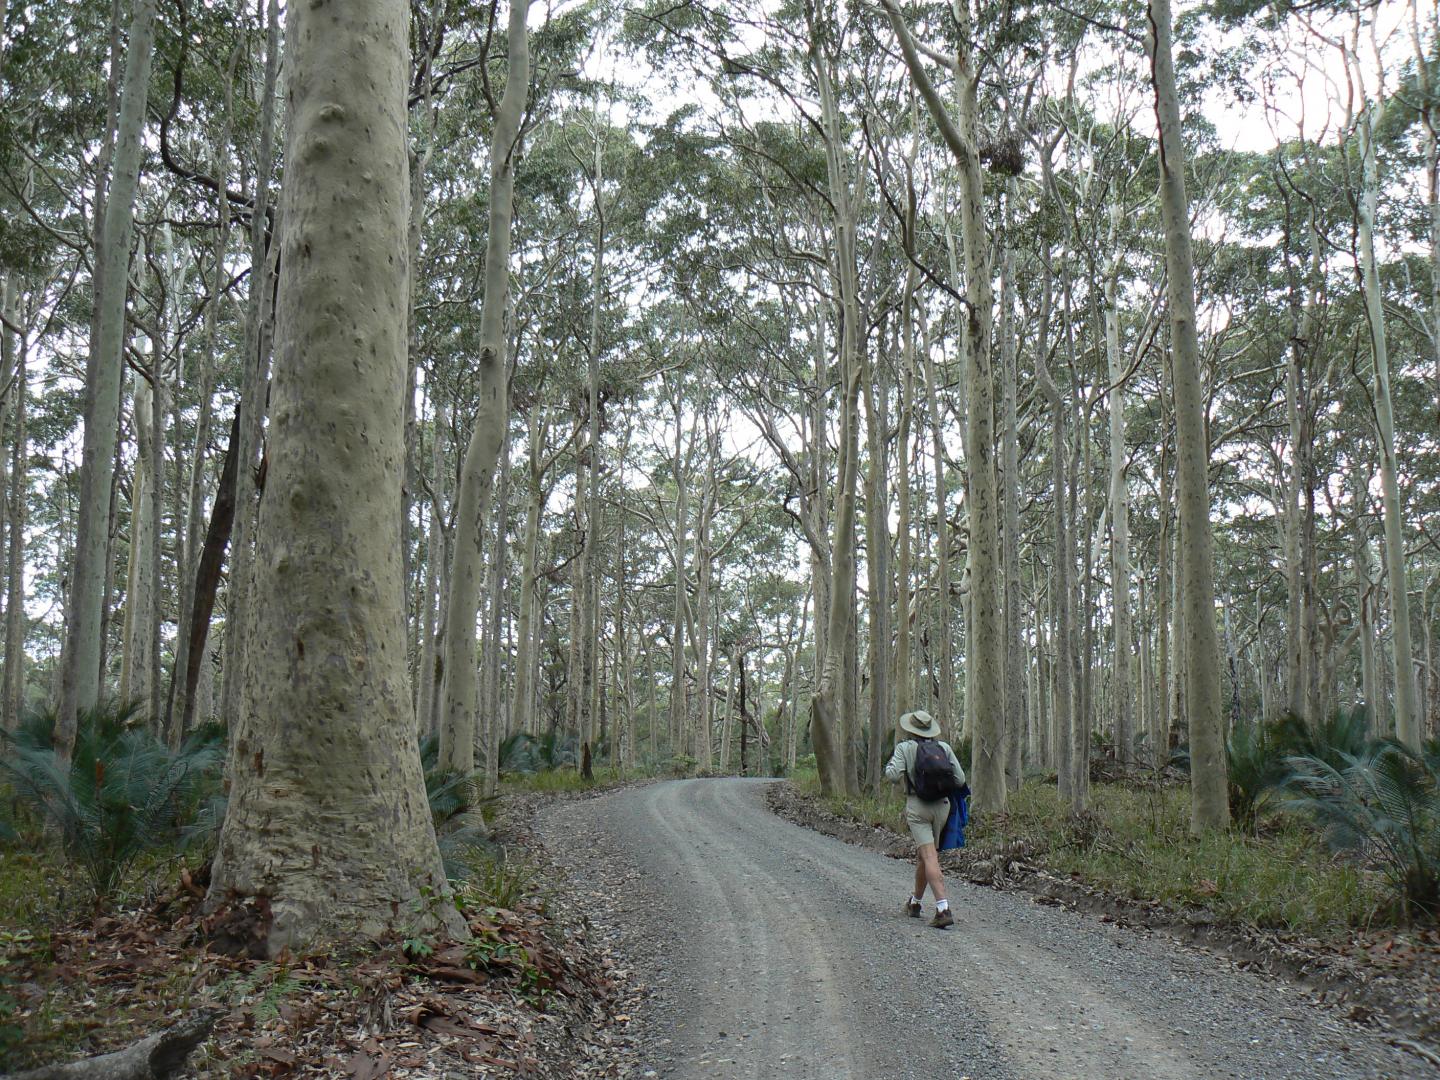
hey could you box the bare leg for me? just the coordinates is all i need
[918,843,947,903]
[913,858,927,899]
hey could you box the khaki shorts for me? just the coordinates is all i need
[905,794,951,848]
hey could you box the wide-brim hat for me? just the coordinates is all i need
[898,709,940,739]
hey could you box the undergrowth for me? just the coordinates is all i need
[793,771,1385,935]
[500,765,635,794]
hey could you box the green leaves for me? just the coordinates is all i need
[0,701,223,899]
[1287,741,1440,918]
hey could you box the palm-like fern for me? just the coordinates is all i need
[498,731,576,774]
[1226,721,1290,831]
[1286,741,1440,918]
[418,735,496,881]
[1,702,222,898]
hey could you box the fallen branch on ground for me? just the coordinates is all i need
[0,1011,220,1080]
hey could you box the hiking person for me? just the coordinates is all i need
[884,709,967,928]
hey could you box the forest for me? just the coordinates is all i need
[1,0,1439,1074]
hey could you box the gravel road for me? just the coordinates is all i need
[538,778,1435,1080]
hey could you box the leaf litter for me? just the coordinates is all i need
[2,791,645,1078]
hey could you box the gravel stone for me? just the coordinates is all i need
[538,778,1436,1080]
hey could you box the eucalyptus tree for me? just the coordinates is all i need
[1143,0,1229,828]
[439,0,533,775]
[881,0,1007,811]
[56,0,159,760]
[207,0,460,952]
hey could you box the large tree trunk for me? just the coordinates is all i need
[57,0,158,760]
[1147,0,1228,829]
[206,0,459,954]
[437,0,530,774]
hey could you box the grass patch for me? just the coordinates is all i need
[499,765,637,795]
[0,848,72,935]
[792,772,1386,936]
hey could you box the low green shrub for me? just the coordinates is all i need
[1226,721,1290,831]
[1286,741,1440,918]
[498,732,576,774]
[1,702,222,899]
[418,735,496,882]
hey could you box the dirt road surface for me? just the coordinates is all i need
[538,778,1434,1079]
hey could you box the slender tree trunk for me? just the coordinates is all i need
[509,409,541,737]
[438,0,531,774]
[896,265,916,718]
[120,378,156,711]
[57,0,159,759]
[207,0,459,953]
[808,30,861,797]
[669,394,690,764]
[1105,201,1134,767]
[482,427,512,790]
[881,0,1002,808]
[146,316,166,735]
[418,405,447,733]
[1156,404,1173,762]
[1000,186,1025,788]
[864,335,891,792]
[574,113,607,759]
[1036,245,1076,801]
[1147,0,1228,827]
[3,280,25,729]
[1358,98,1421,749]
[694,431,716,769]
[168,105,233,739]
[219,0,281,732]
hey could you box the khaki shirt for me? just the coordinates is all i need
[884,738,967,804]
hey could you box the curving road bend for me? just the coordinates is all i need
[538,779,1433,1080]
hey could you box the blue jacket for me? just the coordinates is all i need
[938,785,970,850]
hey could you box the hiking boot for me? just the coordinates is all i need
[905,898,923,918]
[930,907,954,929]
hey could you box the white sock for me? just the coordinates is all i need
[909,895,922,905]
[936,899,950,912]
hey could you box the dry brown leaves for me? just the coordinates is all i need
[9,885,625,1079]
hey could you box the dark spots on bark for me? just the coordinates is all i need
[253,748,264,777]
[296,637,305,660]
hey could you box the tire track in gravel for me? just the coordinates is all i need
[538,778,1434,1080]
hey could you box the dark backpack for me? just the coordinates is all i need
[910,738,960,802]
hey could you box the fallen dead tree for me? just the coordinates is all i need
[1,1012,219,1080]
